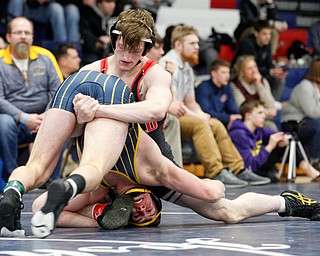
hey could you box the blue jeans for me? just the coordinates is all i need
[0,114,36,180]
[298,118,320,161]
[6,0,24,18]
[0,114,62,182]
[25,2,80,42]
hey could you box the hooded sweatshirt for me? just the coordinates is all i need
[228,119,275,172]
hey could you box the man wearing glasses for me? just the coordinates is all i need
[0,17,63,184]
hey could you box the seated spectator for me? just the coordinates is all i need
[195,59,242,128]
[309,20,320,59]
[25,0,81,42]
[234,0,287,55]
[0,17,63,182]
[54,43,81,79]
[159,25,270,187]
[80,0,117,65]
[281,60,320,170]
[145,32,183,167]
[229,100,320,182]
[231,55,278,131]
[232,20,287,101]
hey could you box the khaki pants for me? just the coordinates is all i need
[180,116,244,178]
[164,114,183,167]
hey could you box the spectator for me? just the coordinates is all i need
[232,20,287,101]
[54,43,81,79]
[281,60,320,170]
[195,59,242,128]
[309,20,320,59]
[25,0,81,42]
[80,0,117,65]
[234,0,287,55]
[0,17,63,182]
[229,99,320,182]
[145,32,183,166]
[159,25,270,187]
[231,55,278,131]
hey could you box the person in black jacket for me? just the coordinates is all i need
[80,0,118,65]
[234,0,287,55]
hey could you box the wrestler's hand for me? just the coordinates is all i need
[203,179,226,202]
[73,93,100,124]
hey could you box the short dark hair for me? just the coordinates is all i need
[239,99,264,120]
[54,43,77,62]
[209,59,230,72]
[253,20,272,32]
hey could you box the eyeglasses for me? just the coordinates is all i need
[10,31,33,37]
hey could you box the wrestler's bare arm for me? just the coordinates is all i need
[81,63,172,123]
[136,130,225,203]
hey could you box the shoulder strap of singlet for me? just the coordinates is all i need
[131,59,156,101]
[100,57,108,74]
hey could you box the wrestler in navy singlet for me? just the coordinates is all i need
[57,70,143,186]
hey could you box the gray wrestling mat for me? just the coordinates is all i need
[0,182,320,256]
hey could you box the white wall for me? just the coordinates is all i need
[156,6,239,39]
[171,0,210,9]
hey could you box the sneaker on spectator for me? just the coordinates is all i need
[214,169,248,188]
[237,168,271,185]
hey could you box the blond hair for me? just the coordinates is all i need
[233,55,256,79]
[170,25,198,48]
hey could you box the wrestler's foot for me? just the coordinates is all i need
[97,194,134,230]
[31,179,73,238]
[0,189,25,237]
[279,190,320,220]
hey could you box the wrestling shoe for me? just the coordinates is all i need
[97,194,134,230]
[31,179,73,238]
[279,190,320,220]
[0,189,25,237]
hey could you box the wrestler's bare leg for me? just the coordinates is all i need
[135,130,225,203]
[67,117,128,193]
[32,186,108,228]
[175,192,281,223]
[135,130,281,222]
[31,117,128,237]
[8,109,76,191]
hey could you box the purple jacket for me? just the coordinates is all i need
[228,119,275,172]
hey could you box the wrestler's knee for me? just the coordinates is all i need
[210,118,228,135]
[215,203,245,224]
